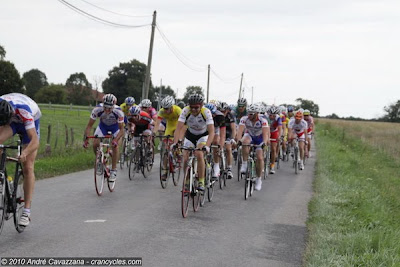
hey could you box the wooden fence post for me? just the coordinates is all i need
[54,123,59,149]
[70,128,74,145]
[45,124,52,155]
[65,124,69,147]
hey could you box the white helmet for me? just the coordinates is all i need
[247,104,260,113]
[140,99,152,108]
[268,105,279,115]
[103,94,117,108]
[161,96,175,109]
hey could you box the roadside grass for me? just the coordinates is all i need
[304,119,400,266]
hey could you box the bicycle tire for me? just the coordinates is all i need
[207,170,214,202]
[264,149,269,179]
[0,174,7,235]
[120,138,126,169]
[276,145,281,170]
[172,153,182,186]
[237,146,242,181]
[13,167,25,233]
[294,146,299,174]
[141,144,148,178]
[128,147,139,180]
[249,161,254,197]
[94,150,104,196]
[146,142,155,172]
[200,168,207,207]
[244,178,250,200]
[159,150,169,189]
[192,179,200,212]
[181,167,191,218]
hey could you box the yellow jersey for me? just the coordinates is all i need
[120,102,136,116]
[157,105,182,136]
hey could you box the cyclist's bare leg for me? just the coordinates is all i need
[112,145,119,170]
[22,147,38,209]
[299,140,305,161]
[225,143,233,167]
[255,149,264,177]
[271,142,277,165]
[240,136,251,161]
[212,134,220,165]
[196,143,206,180]
[92,139,100,154]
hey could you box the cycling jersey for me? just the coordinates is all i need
[288,118,308,138]
[0,93,42,144]
[225,112,235,139]
[234,107,247,124]
[127,111,153,136]
[141,106,157,119]
[269,114,282,133]
[304,116,314,133]
[90,104,124,136]
[239,115,269,137]
[119,102,137,116]
[157,105,182,136]
[178,106,213,136]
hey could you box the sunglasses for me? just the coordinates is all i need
[238,105,245,108]
[248,113,255,116]
[190,106,201,110]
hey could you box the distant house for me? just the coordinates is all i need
[92,89,104,104]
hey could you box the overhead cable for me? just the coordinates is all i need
[58,0,151,28]
[78,0,151,18]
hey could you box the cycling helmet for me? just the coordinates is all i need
[140,99,152,108]
[298,108,305,113]
[0,100,14,126]
[188,94,204,105]
[161,96,175,109]
[228,104,236,111]
[177,101,185,109]
[247,104,259,113]
[204,103,217,114]
[220,102,229,111]
[303,109,310,116]
[124,96,135,106]
[103,94,117,108]
[295,110,303,119]
[279,105,287,114]
[287,105,294,112]
[129,106,141,116]
[268,105,279,115]
[237,98,247,106]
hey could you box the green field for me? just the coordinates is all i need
[304,119,400,266]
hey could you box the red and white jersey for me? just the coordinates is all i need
[288,118,308,135]
[304,116,314,130]
[239,115,269,137]
[0,93,41,130]
[143,106,157,119]
[90,104,124,126]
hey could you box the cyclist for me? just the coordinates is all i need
[267,105,282,174]
[279,105,289,161]
[288,110,308,170]
[126,106,154,158]
[204,102,226,180]
[234,97,248,124]
[120,96,136,117]
[177,101,185,109]
[303,109,314,157]
[222,102,236,179]
[173,94,214,191]
[83,94,124,182]
[139,99,157,121]
[0,93,41,227]
[236,104,269,191]
[152,96,182,180]
[287,105,295,120]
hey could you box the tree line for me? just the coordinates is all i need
[0,44,205,106]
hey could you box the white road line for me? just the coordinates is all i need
[84,220,106,223]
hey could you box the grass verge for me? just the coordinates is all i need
[304,121,400,266]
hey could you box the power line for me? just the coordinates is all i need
[58,0,151,28]
[210,68,241,83]
[78,0,151,18]
[156,23,207,72]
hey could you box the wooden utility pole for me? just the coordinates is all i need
[206,64,210,103]
[251,87,254,104]
[143,11,157,99]
[158,79,163,110]
[238,73,243,99]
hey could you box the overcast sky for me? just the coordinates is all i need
[1,0,399,119]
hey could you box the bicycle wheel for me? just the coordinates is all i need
[219,156,225,190]
[172,154,182,186]
[244,165,251,200]
[207,165,214,202]
[0,174,7,235]
[263,149,269,179]
[94,150,104,196]
[128,148,139,180]
[237,146,242,181]
[146,142,155,172]
[120,138,126,169]
[294,147,299,174]
[200,169,207,207]
[192,178,200,212]
[248,161,254,197]
[160,150,169,189]
[276,145,281,170]
[181,167,191,218]
[13,167,25,233]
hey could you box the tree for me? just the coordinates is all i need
[0,44,5,60]
[34,84,67,104]
[65,72,94,105]
[325,113,340,119]
[0,60,24,95]
[182,86,204,103]
[23,69,49,99]
[102,59,152,104]
[383,100,400,122]
[295,98,319,117]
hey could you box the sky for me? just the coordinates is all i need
[1,0,399,119]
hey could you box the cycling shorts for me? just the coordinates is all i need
[10,120,40,144]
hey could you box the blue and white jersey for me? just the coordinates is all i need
[0,93,41,130]
[239,115,269,137]
[90,104,124,126]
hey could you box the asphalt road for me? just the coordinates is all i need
[0,147,315,267]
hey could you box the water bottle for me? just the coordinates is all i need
[7,176,14,193]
